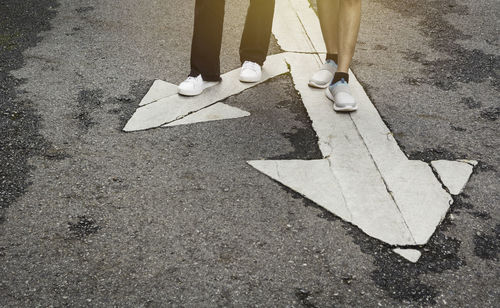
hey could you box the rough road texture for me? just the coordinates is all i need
[0,0,61,218]
[1,0,498,306]
[349,0,499,304]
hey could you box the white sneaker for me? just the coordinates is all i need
[239,61,262,83]
[309,59,337,88]
[178,75,218,96]
[325,79,358,112]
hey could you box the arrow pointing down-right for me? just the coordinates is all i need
[248,1,476,262]
[248,53,475,256]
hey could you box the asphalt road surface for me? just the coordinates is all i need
[1,0,498,306]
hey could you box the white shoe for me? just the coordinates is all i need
[239,61,262,83]
[325,79,358,112]
[178,75,218,96]
[309,59,337,88]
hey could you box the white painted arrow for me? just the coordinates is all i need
[123,53,289,132]
[249,53,451,247]
[248,0,476,262]
[133,79,251,128]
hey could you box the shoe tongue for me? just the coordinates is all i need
[244,61,257,69]
[330,78,347,87]
[326,59,337,66]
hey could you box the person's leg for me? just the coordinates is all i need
[318,0,340,63]
[179,0,224,96]
[309,0,340,88]
[324,0,361,112]
[336,0,361,74]
[190,0,225,81]
[239,0,275,66]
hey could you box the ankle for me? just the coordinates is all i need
[326,53,338,64]
[332,72,349,85]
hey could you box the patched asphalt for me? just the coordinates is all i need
[1,0,499,306]
[0,0,60,217]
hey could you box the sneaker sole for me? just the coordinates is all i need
[239,76,261,83]
[325,88,358,112]
[308,68,335,88]
[308,80,330,89]
[178,81,219,97]
[178,88,202,96]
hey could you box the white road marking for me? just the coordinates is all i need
[248,159,416,245]
[163,102,250,127]
[431,160,475,195]
[272,0,321,53]
[457,159,478,166]
[123,53,288,132]
[287,0,327,53]
[139,79,179,106]
[248,159,352,221]
[248,0,475,262]
[123,0,476,263]
[393,248,422,263]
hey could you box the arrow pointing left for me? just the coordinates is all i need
[123,53,289,132]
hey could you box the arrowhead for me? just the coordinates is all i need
[248,159,417,246]
[139,80,179,106]
[123,53,289,132]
